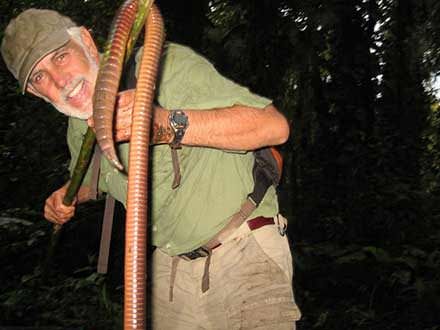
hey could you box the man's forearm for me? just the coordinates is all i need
[113,90,290,149]
[76,184,93,204]
[151,104,290,150]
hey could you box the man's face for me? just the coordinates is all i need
[27,35,98,119]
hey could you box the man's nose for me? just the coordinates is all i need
[51,71,69,89]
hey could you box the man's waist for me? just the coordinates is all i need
[179,214,277,261]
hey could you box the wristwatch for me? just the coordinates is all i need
[169,110,189,148]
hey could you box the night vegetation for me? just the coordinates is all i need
[1,0,439,329]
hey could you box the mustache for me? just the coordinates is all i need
[60,76,86,101]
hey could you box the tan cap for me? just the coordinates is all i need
[1,9,77,93]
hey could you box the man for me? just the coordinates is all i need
[2,8,301,329]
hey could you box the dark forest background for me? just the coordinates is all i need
[1,0,440,329]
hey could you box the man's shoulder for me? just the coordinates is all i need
[162,42,199,58]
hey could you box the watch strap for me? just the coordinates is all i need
[169,110,188,188]
[169,110,188,149]
[172,127,185,148]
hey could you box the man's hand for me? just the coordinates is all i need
[87,89,173,144]
[44,183,77,225]
[113,89,135,142]
[87,89,135,143]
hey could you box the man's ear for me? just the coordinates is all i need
[79,27,99,63]
[26,83,39,97]
[26,83,51,103]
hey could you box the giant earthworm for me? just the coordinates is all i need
[92,1,164,328]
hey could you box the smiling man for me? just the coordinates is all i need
[2,8,301,329]
[27,36,98,119]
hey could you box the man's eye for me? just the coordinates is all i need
[56,52,68,63]
[32,73,44,84]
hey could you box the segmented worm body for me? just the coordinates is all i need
[124,4,164,330]
[93,1,164,329]
[93,0,138,171]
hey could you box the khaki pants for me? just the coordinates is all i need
[151,215,301,329]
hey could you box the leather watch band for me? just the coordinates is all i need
[169,110,188,148]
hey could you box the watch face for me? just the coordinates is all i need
[172,111,188,129]
[174,116,186,126]
[170,110,188,148]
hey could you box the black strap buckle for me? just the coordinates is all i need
[179,246,211,261]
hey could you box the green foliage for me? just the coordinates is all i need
[295,233,440,329]
[422,102,440,193]
[0,74,69,210]
[1,268,122,328]
[0,205,124,329]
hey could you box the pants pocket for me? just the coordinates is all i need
[226,218,302,328]
[251,214,294,281]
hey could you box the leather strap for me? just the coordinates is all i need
[201,249,212,293]
[169,256,180,302]
[171,148,181,189]
[204,198,257,249]
[88,145,116,274]
[88,147,101,200]
[97,195,116,274]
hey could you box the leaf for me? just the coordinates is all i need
[0,217,32,227]
[362,246,391,263]
[426,250,440,268]
[335,251,367,264]
[390,270,412,286]
[27,229,45,246]
[313,311,329,328]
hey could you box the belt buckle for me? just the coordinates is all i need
[179,246,210,261]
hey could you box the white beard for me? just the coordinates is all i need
[52,76,94,120]
[52,100,92,120]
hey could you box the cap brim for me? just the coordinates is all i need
[19,29,71,94]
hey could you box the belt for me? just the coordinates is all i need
[179,216,274,261]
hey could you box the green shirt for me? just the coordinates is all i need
[68,43,278,256]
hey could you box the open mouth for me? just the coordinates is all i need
[63,78,91,110]
[66,79,85,100]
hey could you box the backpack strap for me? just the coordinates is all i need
[248,147,283,207]
[97,195,116,274]
[88,147,101,200]
[86,146,115,274]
